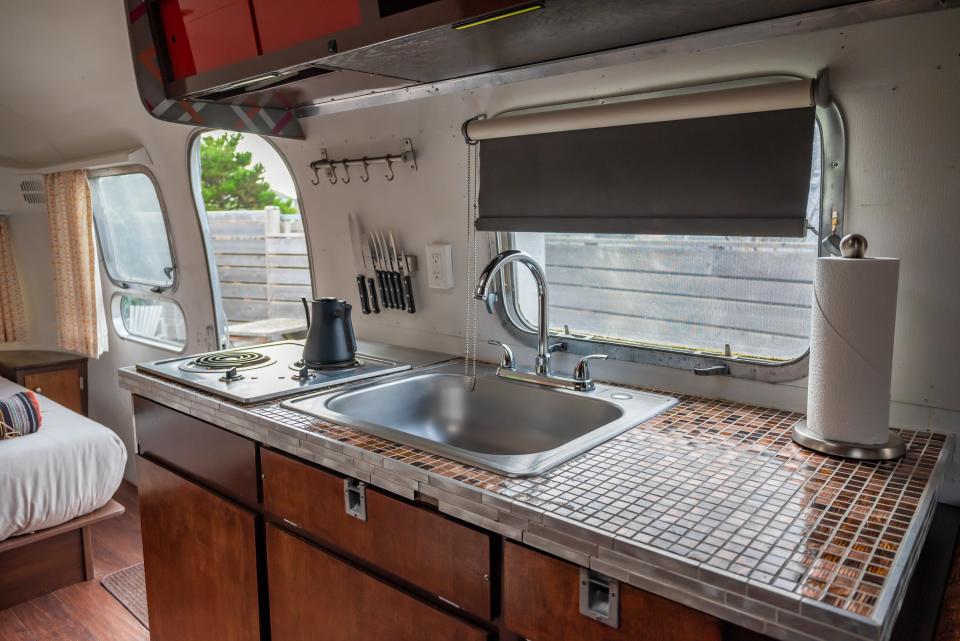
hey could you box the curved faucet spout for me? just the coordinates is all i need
[474,249,551,375]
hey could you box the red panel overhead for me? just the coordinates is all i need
[253,0,363,55]
[159,0,260,80]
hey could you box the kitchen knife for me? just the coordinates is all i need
[368,233,390,308]
[361,241,380,314]
[390,231,415,314]
[371,232,394,308]
[376,231,396,309]
[348,213,371,314]
[384,230,406,311]
[382,231,404,311]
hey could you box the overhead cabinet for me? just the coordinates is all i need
[253,0,364,55]
[158,0,259,80]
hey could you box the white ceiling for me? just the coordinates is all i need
[0,0,151,167]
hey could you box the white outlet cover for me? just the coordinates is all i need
[426,243,454,289]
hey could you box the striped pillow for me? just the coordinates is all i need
[0,391,42,439]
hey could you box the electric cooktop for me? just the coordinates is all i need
[136,340,410,404]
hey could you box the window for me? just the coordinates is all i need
[89,168,175,289]
[191,131,311,347]
[501,119,833,368]
[111,294,186,350]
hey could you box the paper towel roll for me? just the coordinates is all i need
[807,256,900,445]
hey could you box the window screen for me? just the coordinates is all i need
[507,129,822,363]
[112,294,186,350]
[89,171,175,288]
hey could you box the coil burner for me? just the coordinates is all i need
[179,350,276,373]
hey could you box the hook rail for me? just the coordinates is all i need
[310,138,417,186]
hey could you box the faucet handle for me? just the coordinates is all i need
[573,354,608,387]
[488,340,517,370]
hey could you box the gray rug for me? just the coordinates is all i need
[101,563,149,628]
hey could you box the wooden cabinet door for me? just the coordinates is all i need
[23,369,82,414]
[261,448,492,618]
[138,456,261,641]
[158,0,260,79]
[266,524,487,641]
[503,542,721,641]
[253,0,364,55]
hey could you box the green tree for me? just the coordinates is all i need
[199,132,297,213]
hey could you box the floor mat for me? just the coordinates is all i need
[101,563,149,628]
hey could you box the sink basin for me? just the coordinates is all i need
[282,362,677,477]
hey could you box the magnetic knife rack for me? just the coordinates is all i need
[310,138,417,185]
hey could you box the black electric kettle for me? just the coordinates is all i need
[301,297,358,368]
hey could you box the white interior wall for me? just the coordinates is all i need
[1,3,958,492]
[284,8,960,492]
[0,170,58,349]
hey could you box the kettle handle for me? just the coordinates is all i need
[342,303,357,354]
[301,297,310,325]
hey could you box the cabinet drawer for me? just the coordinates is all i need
[267,524,487,641]
[134,396,259,509]
[503,542,721,641]
[23,369,83,415]
[261,448,492,619]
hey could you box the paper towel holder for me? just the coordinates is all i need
[792,420,905,461]
[792,232,906,460]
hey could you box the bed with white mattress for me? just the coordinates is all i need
[0,376,127,542]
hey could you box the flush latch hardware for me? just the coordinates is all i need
[579,568,619,629]
[343,479,367,521]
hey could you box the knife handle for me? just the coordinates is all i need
[377,271,392,308]
[402,274,416,314]
[392,272,406,311]
[356,275,371,314]
[385,271,397,309]
[367,277,380,313]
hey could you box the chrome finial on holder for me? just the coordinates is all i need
[840,233,868,258]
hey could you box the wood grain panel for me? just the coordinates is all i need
[138,456,261,641]
[503,541,721,641]
[23,368,83,414]
[0,529,85,610]
[134,397,260,509]
[261,447,492,618]
[266,524,488,641]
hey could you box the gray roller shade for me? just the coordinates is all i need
[476,107,816,237]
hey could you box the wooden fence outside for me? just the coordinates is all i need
[206,209,311,324]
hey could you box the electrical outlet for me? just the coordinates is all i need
[426,243,454,289]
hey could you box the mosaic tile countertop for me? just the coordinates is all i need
[119,364,952,641]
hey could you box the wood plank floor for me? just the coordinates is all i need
[0,482,147,641]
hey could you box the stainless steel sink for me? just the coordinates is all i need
[282,362,677,477]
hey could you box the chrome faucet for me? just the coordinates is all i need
[474,249,607,391]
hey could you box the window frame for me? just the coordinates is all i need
[186,128,317,350]
[88,165,179,293]
[110,292,187,352]
[490,100,846,383]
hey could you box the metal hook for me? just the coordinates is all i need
[360,157,370,183]
[340,160,351,184]
[327,164,339,185]
[384,157,395,181]
[311,165,321,186]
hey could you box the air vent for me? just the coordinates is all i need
[19,179,43,205]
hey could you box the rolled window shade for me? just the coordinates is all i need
[472,79,817,237]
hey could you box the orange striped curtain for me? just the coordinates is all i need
[0,216,27,343]
[44,170,107,358]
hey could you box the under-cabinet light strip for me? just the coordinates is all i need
[453,3,545,30]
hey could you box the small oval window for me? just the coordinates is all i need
[111,294,186,351]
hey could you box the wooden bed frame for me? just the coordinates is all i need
[0,499,124,610]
